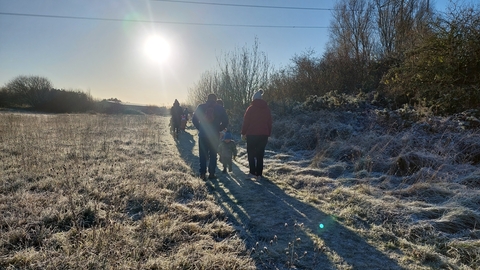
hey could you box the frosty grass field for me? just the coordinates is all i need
[1,112,479,269]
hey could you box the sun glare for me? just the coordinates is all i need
[144,35,171,63]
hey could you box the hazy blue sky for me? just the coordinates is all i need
[0,0,476,106]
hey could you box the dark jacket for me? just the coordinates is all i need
[192,100,229,138]
[170,105,183,126]
[241,99,272,136]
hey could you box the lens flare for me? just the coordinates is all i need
[122,12,144,34]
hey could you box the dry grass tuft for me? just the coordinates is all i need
[444,239,480,267]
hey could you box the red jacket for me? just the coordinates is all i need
[241,99,272,136]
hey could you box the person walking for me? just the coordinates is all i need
[241,89,272,180]
[192,94,229,180]
[180,107,189,131]
[218,131,237,173]
[170,99,183,139]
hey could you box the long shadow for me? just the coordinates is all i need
[206,174,334,269]
[176,130,403,269]
[174,128,197,171]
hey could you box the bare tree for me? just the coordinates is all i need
[289,50,324,99]
[216,37,270,115]
[187,37,270,119]
[267,68,293,114]
[327,0,375,93]
[5,75,53,107]
[187,70,222,106]
[331,0,375,64]
[268,50,325,105]
[374,0,432,57]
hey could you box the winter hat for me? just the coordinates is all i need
[252,89,264,101]
[223,132,232,140]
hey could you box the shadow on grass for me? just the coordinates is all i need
[176,130,403,269]
[175,128,196,171]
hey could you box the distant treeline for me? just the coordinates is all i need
[0,75,168,115]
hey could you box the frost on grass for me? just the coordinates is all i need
[262,109,480,269]
[0,113,255,270]
[1,108,479,269]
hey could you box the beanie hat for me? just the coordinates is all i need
[252,89,264,101]
[223,132,232,140]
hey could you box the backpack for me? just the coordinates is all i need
[204,103,215,124]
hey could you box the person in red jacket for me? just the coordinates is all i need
[241,89,272,180]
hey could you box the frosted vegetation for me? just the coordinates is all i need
[0,114,255,269]
[263,107,480,268]
[0,109,478,269]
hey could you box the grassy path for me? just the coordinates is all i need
[175,127,403,270]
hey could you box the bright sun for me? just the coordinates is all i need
[144,35,171,63]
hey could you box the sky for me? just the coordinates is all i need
[0,0,476,107]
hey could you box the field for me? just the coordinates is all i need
[1,112,479,269]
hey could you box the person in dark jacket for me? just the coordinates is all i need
[192,94,229,180]
[241,89,272,180]
[170,99,183,138]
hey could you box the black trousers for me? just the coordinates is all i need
[198,135,219,175]
[246,135,268,176]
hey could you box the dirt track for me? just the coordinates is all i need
[173,126,404,270]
